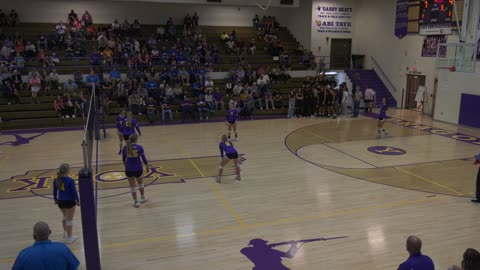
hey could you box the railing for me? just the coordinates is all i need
[9,55,331,73]
[370,56,398,93]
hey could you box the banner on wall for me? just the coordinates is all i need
[314,5,353,33]
[418,0,453,35]
[394,0,409,39]
[421,35,447,57]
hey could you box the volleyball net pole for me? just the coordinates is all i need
[79,84,102,270]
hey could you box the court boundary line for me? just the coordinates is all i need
[285,123,473,198]
[176,144,248,227]
[394,167,464,196]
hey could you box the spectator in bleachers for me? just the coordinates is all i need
[161,97,173,122]
[12,221,80,270]
[85,70,100,93]
[193,12,199,28]
[173,83,183,102]
[397,236,434,270]
[48,69,60,91]
[273,90,283,109]
[181,96,195,121]
[63,79,78,96]
[73,70,83,88]
[220,32,229,42]
[54,95,65,118]
[82,10,93,26]
[67,10,77,26]
[197,95,210,120]
[25,41,36,60]
[64,94,75,118]
[205,90,215,111]
[36,31,48,51]
[213,88,225,111]
[4,81,19,105]
[146,97,157,124]
[11,70,22,89]
[8,10,19,26]
[29,72,41,104]
[0,10,7,26]
[232,83,244,97]
[128,91,142,115]
[449,248,480,270]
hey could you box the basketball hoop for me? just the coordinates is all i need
[257,0,272,11]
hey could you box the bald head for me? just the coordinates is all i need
[33,222,51,241]
[406,236,422,254]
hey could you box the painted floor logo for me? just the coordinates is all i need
[367,146,407,156]
[0,156,237,200]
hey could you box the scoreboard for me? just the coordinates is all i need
[418,0,454,25]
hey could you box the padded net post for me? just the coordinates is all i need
[78,168,101,270]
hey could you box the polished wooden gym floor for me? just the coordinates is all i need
[0,109,479,270]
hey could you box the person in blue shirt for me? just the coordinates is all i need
[109,68,121,82]
[12,221,80,270]
[122,134,149,208]
[85,70,100,94]
[217,134,241,183]
[52,163,79,244]
[398,236,434,270]
[376,97,389,138]
[122,111,141,140]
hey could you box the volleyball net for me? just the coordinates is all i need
[79,85,102,270]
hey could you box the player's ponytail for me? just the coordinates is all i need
[56,163,70,191]
[126,134,138,156]
[126,111,133,127]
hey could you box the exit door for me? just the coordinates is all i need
[405,74,426,110]
[330,39,352,69]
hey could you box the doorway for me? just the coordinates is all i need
[405,74,426,110]
[330,39,352,69]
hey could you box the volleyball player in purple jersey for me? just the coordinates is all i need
[122,111,141,141]
[376,98,389,138]
[116,110,126,154]
[217,134,241,183]
[226,103,239,141]
[122,134,149,208]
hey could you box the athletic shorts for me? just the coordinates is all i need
[364,99,372,103]
[226,153,238,160]
[227,120,236,125]
[123,134,131,141]
[31,86,41,93]
[378,117,385,121]
[125,170,143,178]
[57,200,77,209]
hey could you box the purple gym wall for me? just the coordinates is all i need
[459,93,480,129]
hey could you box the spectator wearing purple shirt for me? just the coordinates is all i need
[122,134,149,208]
[181,96,195,122]
[213,88,225,110]
[397,236,434,270]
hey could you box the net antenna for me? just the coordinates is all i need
[81,84,96,169]
[257,0,272,11]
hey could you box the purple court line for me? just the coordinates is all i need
[284,123,471,198]
[362,112,480,147]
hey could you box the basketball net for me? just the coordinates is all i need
[257,0,272,11]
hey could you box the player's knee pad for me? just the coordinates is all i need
[130,187,137,193]
[65,220,73,226]
[138,184,145,189]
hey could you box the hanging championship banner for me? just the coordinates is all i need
[394,0,409,38]
[418,0,453,35]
